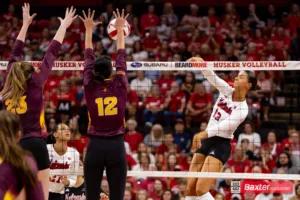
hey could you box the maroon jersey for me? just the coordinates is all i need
[84,48,127,137]
[0,156,44,200]
[1,39,61,138]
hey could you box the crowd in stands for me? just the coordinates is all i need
[0,2,300,200]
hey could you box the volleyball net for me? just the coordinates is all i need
[2,60,299,197]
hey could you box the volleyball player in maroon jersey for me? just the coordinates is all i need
[80,9,129,200]
[0,111,44,200]
[0,4,77,199]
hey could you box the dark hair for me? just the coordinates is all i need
[295,183,300,195]
[276,152,292,168]
[244,121,255,132]
[93,55,112,82]
[245,71,260,91]
[0,111,37,192]
[162,189,173,200]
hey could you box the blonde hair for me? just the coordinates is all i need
[0,62,34,107]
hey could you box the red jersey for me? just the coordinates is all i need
[270,35,291,50]
[124,132,144,152]
[127,90,138,106]
[251,38,266,52]
[142,37,160,51]
[168,91,186,112]
[126,154,137,170]
[208,16,220,27]
[157,78,175,96]
[157,144,180,156]
[145,97,165,109]
[189,93,212,110]
[227,158,250,173]
[263,49,285,61]
[68,135,89,155]
[140,14,159,32]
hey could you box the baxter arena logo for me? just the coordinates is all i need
[175,62,207,68]
[231,180,293,194]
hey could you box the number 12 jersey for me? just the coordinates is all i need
[83,49,127,137]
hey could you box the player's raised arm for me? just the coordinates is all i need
[53,6,77,44]
[7,3,36,69]
[113,9,128,77]
[80,9,102,85]
[187,57,233,95]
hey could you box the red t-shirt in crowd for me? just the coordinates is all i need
[227,158,250,173]
[140,14,159,32]
[263,49,285,61]
[288,15,300,36]
[145,97,165,109]
[251,38,266,53]
[126,154,137,170]
[189,93,212,110]
[200,35,224,50]
[124,132,144,153]
[68,135,89,155]
[261,142,282,160]
[208,16,220,27]
[142,36,160,51]
[127,90,139,106]
[247,52,260,61]
[157,144,180,156]
[270,35,291,50]
[168,91,186,112]
[51,91,76,107]
[201,53,216,61]
[157,78,176,96]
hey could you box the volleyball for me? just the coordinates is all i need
[107,19,131,40]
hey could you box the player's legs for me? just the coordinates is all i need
[185,153,206,198]
[196,156,223,199]
[20,137,50,200]
[105,135,127,200]
[84,137,105,200]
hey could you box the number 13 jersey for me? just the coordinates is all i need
[203,70,248,139]
[83,49,127,137]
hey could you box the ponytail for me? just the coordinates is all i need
[0,111,37,190]
[0,62,34,107]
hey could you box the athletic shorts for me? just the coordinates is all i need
[195,136,231,165]
[20,137,50,170]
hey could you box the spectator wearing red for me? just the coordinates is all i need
[262,131,282,160]
[199,44,215,61]
[271,27,291,53]
[157,133,180,161]
[218,14,233,39]
[140,5,159,34]
[260,147,276,172]
[125,119,143,153]
[143,85,165,127]
[61,29,76,52]
[188,29,202,55]
[263,40,285,61]
[157,71,175,96]
[168,29,180,52]
[245,155,271,173]
[186,83,212,128]
[227,146,250,173]
[282,129,300,150]
[161,190,174,200]
[142,27,160,52]
[181,72,196,99]
[208,7,220,27]
[223,2,241,25]
[289,3,300,37]
[1,4,15,23]
[155,41,172,61]
[247,42,260,61]
[127,86,138,119]
[126,153,137,170]
[148,179,165,200]
[251,29,266,55]
[67,118,88,157]
[69,17,84,38]
[200,27,223,51]
[163,82,186,127]
[163,154,182,189]
[126,181,136,200]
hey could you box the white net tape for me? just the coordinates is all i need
[49,170,300,180]
[0,61,299,70]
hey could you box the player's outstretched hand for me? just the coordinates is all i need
[113,8,129,30]
[100,193,109,200]
[79,9,102,30]
[22,3,37,26]
[58,6,78,29]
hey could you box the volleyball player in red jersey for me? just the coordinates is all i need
[80,9,129,200]
[0,4,77,199]
[0,111,44,200]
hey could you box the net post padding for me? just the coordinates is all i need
[49,170,300,180]
[0,61,298,71]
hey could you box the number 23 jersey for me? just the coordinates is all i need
[83,49,127,137]
[203,70,249,139]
